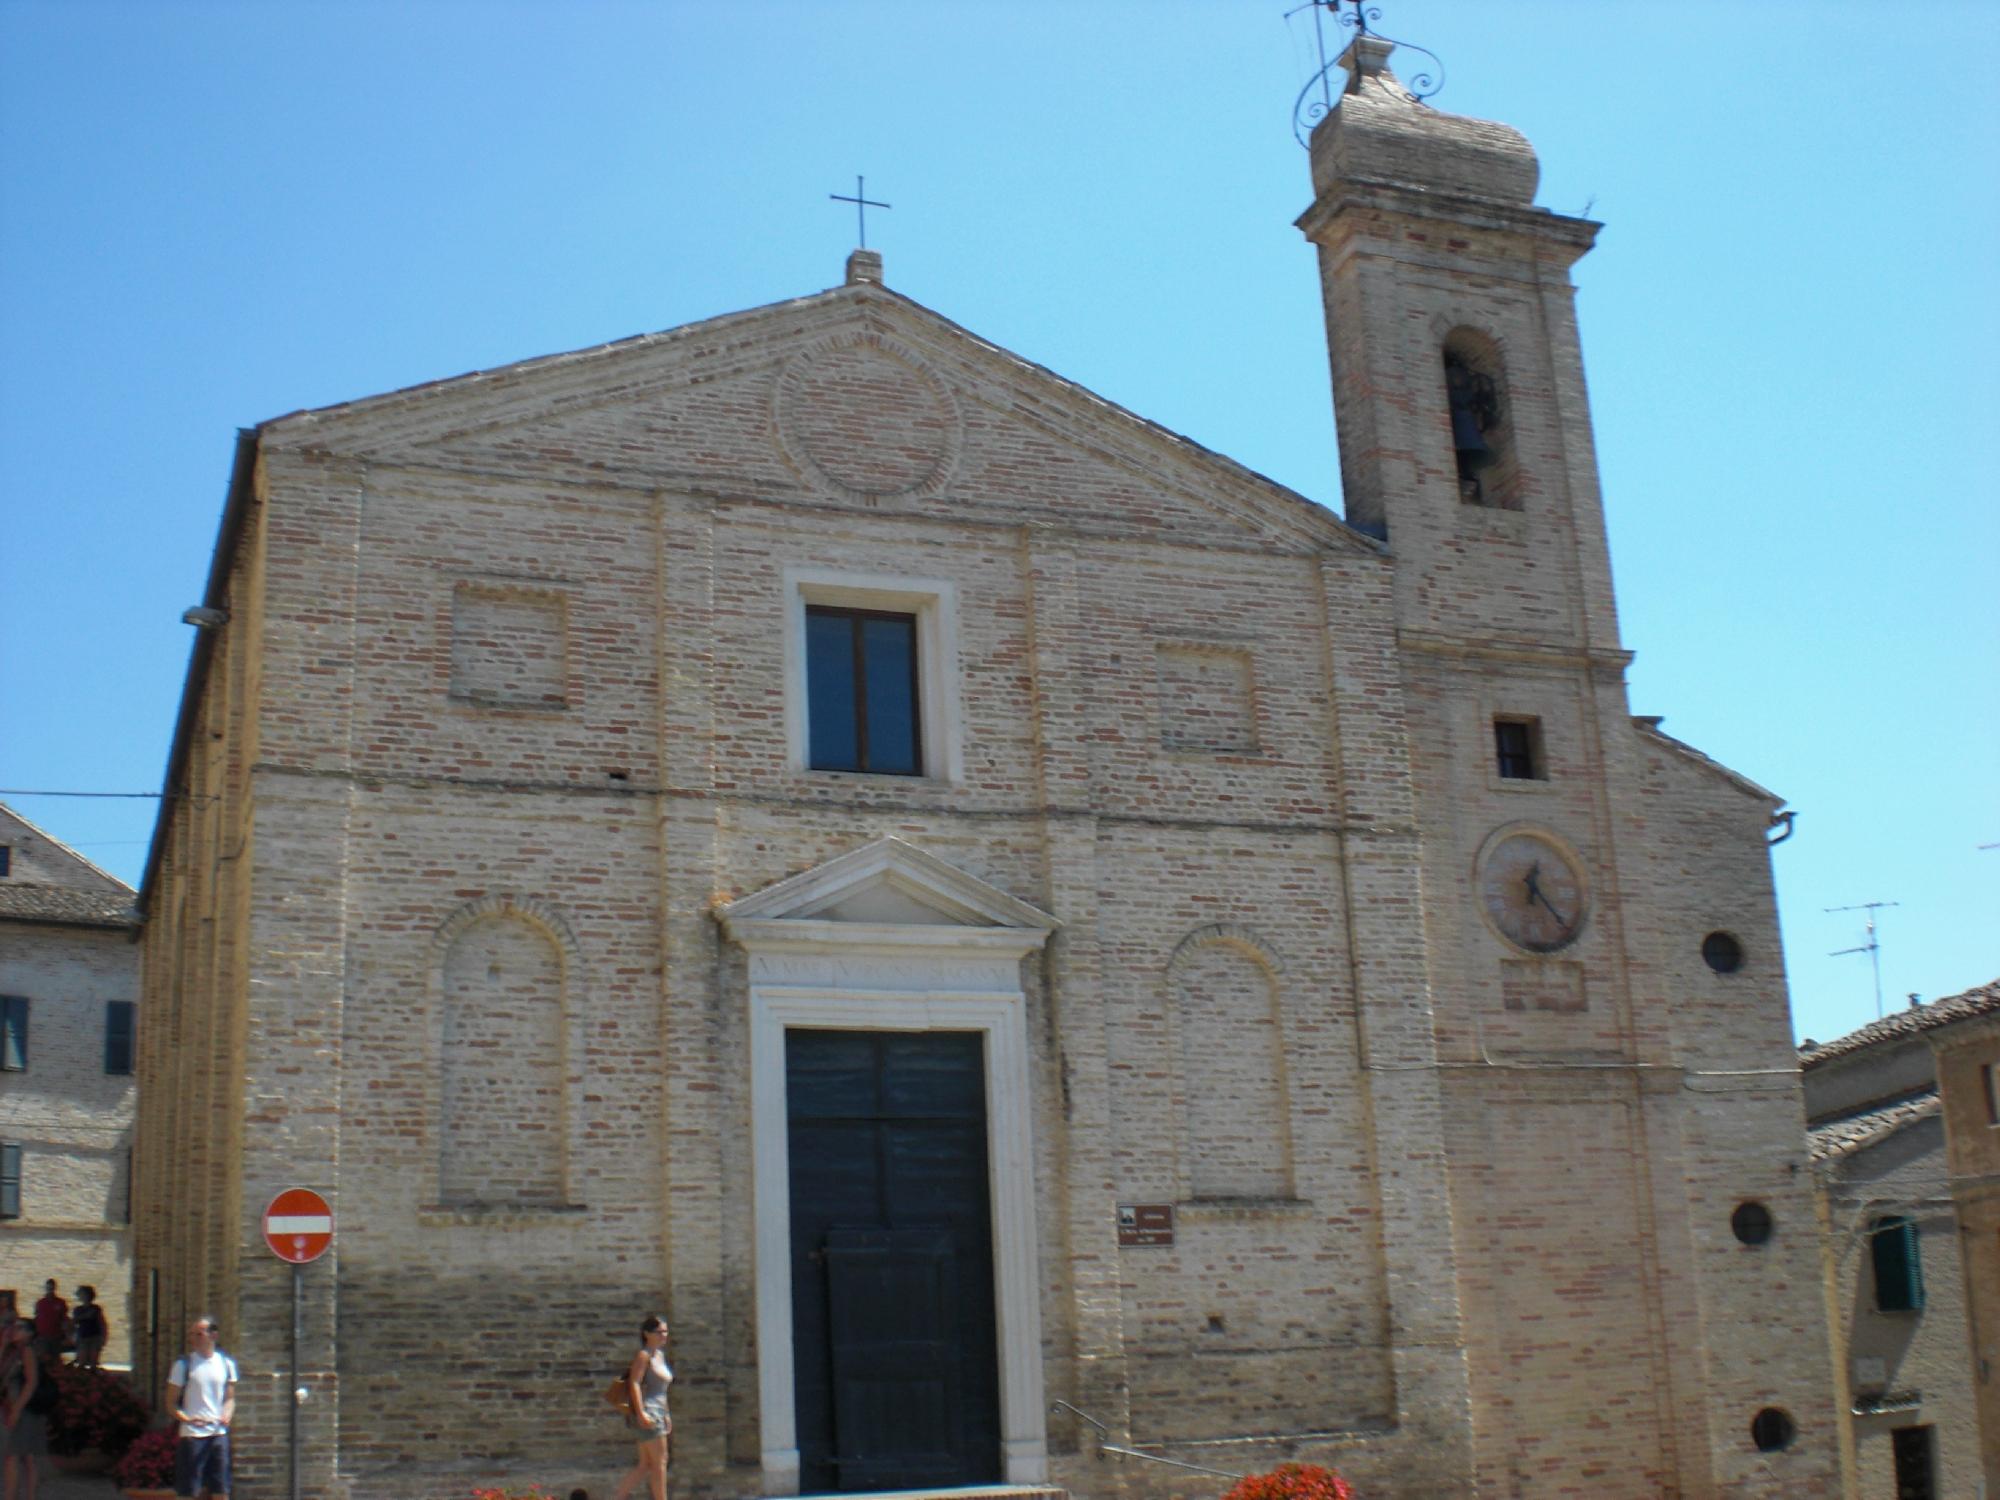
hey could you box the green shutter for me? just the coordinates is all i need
[0,1143,19,1219]
[1871,1216,1926,1312]
[0,997,25,1071]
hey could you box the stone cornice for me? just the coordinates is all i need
[1398,629,1634,672]
[1297,181,1599,260]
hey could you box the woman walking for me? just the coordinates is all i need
[612,1315,672,1500]
[1,1322,47,1500]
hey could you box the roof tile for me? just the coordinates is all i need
[1799,978,2000,1068]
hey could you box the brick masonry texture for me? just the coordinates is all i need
[0,805,140,1367]
[1803,981,2000,1495]
[135,46,1839,1500]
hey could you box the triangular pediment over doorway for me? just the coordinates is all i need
[717,837,1058,956]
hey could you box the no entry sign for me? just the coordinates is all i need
[262,1188,334,1264]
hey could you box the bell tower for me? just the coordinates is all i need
[1299,32,1619,654]
[1295,30,1843,1500]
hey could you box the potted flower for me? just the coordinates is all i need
[48,1361,150,1471]
[113,1426,178,1498]
[1221,1462,1356,1500]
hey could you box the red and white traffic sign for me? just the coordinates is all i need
[262,1188,334,1264]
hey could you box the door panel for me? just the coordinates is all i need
[787,1029,1000,1492]
[827,1228,961,1489]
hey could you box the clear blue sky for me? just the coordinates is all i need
[2,0,1994,1049]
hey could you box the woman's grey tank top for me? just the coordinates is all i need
[638,1351,672,1423]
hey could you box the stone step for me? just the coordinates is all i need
[797,1488,1066,1500]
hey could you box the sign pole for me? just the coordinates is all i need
[289,1260,301,1500]
[260,1187,331,1500]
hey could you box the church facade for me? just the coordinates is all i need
[134,38,1838,1500]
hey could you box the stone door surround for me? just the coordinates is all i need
[719,837,1059,1494]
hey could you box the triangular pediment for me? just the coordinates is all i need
[719,837,1057,939]
[255,282,1375,555]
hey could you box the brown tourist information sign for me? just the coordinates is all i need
[1117,1203,1174,1247]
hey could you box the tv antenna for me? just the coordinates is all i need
[1827,900,1899,1020]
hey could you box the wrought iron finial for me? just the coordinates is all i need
[1287,0,1447,147]
[829,175,891,250]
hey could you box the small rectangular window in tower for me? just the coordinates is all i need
[0,1143,19,1219]
[1494,717,1545,780]
[0,846,11,877]
[805,606,922,775]
[105,1001,135,1076]
[1869,1215,1925,1312]
[0,998,26,1072]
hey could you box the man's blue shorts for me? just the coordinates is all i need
[175,1432,230,1496]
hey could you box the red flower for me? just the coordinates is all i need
[1221,1462,1356,1500]
[47,1362,150,1458]
[114,1428,177,1489]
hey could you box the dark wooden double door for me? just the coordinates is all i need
[787,1029,1001,1492]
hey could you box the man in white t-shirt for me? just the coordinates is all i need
[164,1316,239,1498]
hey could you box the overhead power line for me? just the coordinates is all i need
[0,789,163,799]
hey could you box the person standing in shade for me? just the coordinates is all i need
[70,1288,106,1370]
[164,1317,237,1500]
[2,1321,49,1500]
[611,1315,671,1500]
[27,1287,63,1360]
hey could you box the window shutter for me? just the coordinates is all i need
[0,997,26,1071]
[105,1001,136,1075]
[0,1143,19,1219]
[1870,1216,1926,1312]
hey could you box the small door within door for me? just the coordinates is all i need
[787,1029,1000,1491]
[826,1228,961,1489]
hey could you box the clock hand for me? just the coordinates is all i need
[1528,883,1572,931]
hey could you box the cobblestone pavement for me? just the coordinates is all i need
[33,1468,121,1500]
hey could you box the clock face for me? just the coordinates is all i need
[1480,831,1586,953]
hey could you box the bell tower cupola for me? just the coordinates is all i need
[1299,32,1620,655]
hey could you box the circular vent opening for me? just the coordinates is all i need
[1750,1408,1795,1453]
[1702,931,1746,974]
[1731,1201,1774,1246]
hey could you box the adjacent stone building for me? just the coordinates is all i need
[0,802,139,1365]
[1803,978,2000,1498]
[134,37,1840,1499]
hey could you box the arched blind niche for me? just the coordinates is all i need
[438,911,567,1205]
[1170,928,1294,1201]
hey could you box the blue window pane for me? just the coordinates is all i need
[807,610,860,770]
[861,617,919,775]
[106,1001,136,1076]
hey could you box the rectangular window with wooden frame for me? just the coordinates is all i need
[1870,1215,1925,1312]
[1984,1060,2000,1126]
[805,606,922,776]
[0,1143,19,1219]
[105,1001,136,1076]
[0,998,25,1072]
[1494,716,1545,781]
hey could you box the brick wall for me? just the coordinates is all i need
[0,919,138,1366]
[130,65,1840,1500]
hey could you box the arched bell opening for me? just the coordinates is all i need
[1442,330,1521,510]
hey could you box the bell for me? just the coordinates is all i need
[1452,407,1496,469]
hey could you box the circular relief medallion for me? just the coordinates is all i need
[1478,828,1587,954]
[776,336,961,498]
